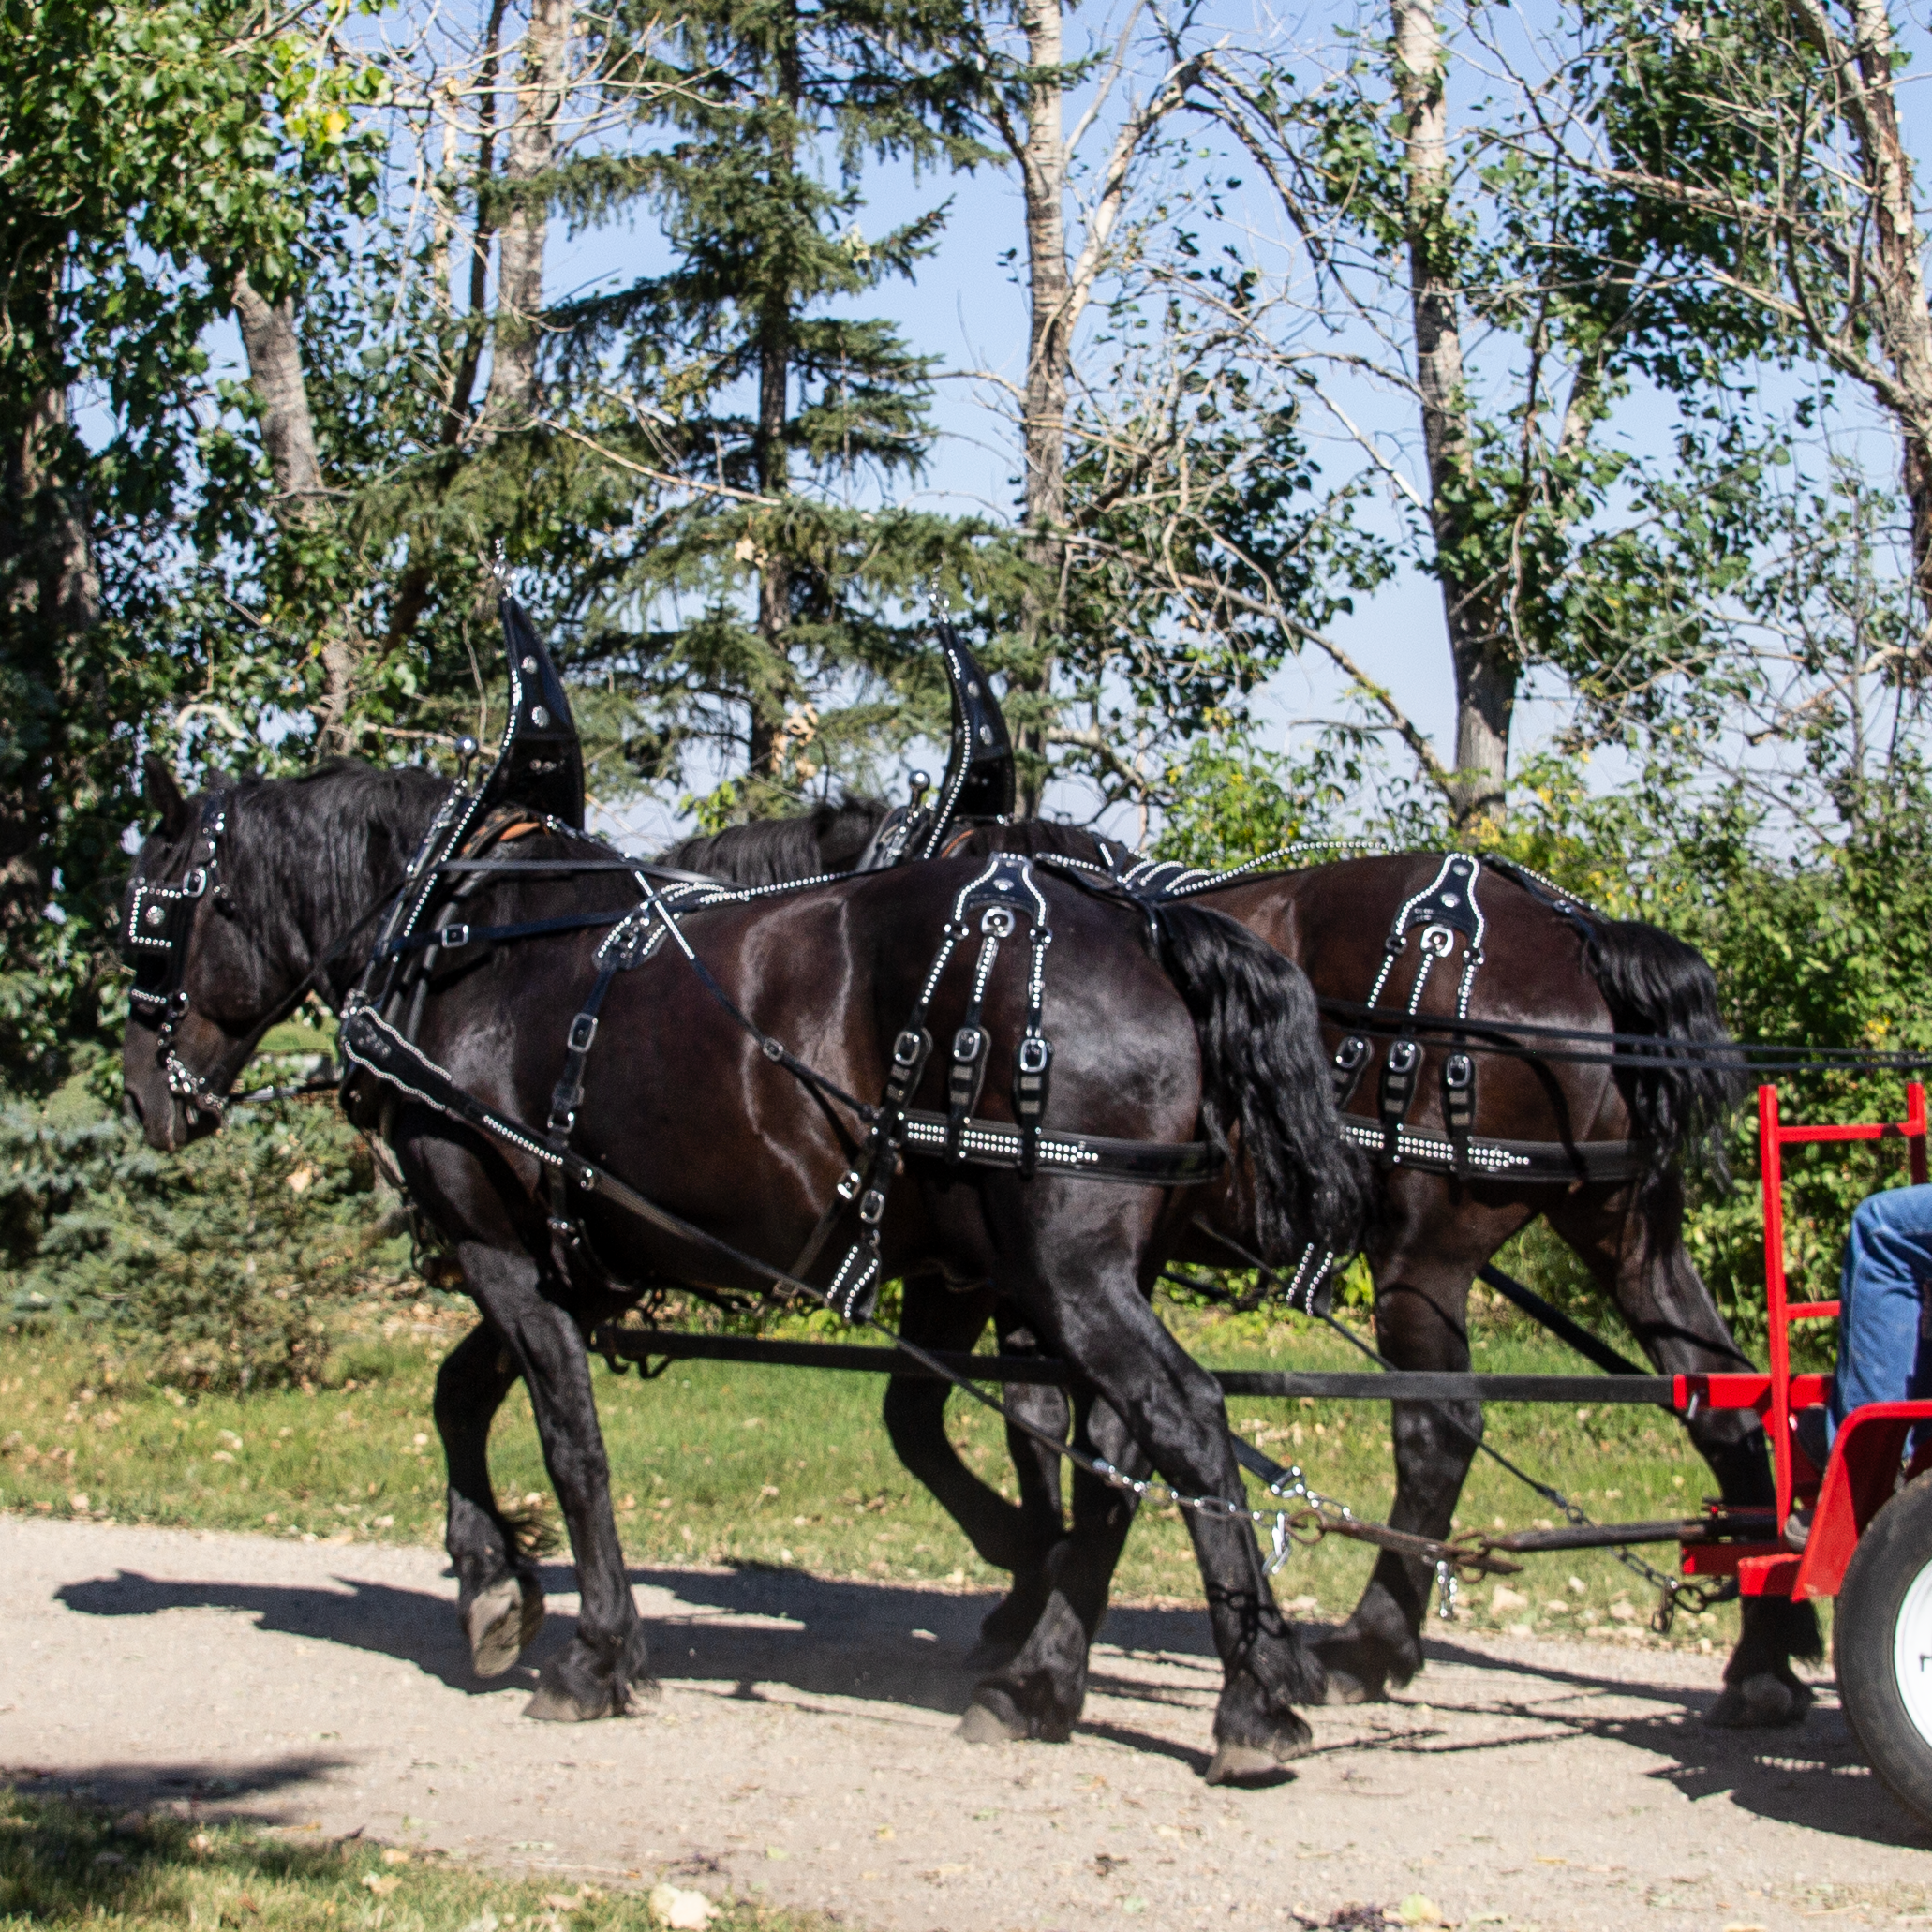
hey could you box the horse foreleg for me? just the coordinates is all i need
[455,1241,650,1722]
[1546,1176,1821,1728]
[436,1320,545,1677]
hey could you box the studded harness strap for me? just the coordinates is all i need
[1330,852,1488,1177]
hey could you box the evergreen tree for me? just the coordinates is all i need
[549,0,1010,818]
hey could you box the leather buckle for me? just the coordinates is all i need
[567,1013,599,1053]
[1018,1036,1050,1075]
[1444,1052,1473,1092]
[1387,1038,1420,1077]
[859,1189,886,1226]
[892,1029,924,1067]
[182,867,209,899]
[952,1025,985,1063]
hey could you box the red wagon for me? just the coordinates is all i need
[1679,1081,1932,1821]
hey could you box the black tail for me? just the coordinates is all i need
[1154,900,1370,1263]
[1582,919,1746,1176]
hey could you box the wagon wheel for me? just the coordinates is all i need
[1836,1467,1932,1825]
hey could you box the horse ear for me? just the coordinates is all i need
[142,753,189,838]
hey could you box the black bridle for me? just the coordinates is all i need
[122,790,237,1121]
[122,786,397,1123]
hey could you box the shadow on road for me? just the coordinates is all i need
[2,1754,350,1821]
[51,1559,1911,1842]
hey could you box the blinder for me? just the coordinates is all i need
[124,792,228,1032]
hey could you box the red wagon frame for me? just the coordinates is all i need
[1674,1081,1932,1599]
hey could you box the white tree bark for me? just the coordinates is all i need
[483,0,572,430]
[232,270,358,751]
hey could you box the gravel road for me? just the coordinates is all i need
[1,1516,1925,1928]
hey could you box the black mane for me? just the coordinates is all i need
[657,796,893,886]
[202,760,449,1003]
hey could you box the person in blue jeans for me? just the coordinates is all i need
[1790,1184,1932,1545]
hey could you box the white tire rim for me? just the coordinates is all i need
[1894,1553,1932,1745]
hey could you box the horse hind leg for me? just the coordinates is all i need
[436,1320,546,1677]
[883,1283,1068,1667]
[959,1390,1135,1747]
[1315,1190,1525,1702]
[1544,1175,1821,1729]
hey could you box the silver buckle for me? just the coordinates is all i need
[567,1013,599,1053]
[440,923,471,949]
[1018,1036,1049,1074]
[952,1025,984,1063]
[182,867,209,899]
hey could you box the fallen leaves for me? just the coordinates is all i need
[646,1881,718,1928]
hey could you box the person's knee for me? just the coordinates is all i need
[1855,1185,1932,1243]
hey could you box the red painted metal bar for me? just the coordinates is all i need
[1759,1085,1796,1533]
[1735,1080,1930,1583]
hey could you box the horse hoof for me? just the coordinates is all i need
[524,1683,611,1722]
[1203,1743,1293,1788]
[963,1637,1019,1673]
[957,1701,1027,1745]
[1321,1669,1375,1706]
[467,1578,537,1679]
[1707,1673,1811,1730]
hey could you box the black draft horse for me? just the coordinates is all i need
[121,757,1368,1776]
[665,805,1812,1737]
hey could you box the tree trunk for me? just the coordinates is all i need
[483,0,572,431]
[1392,0,1510,825]
[751,292,792,781]
[1788,0,1932,635]
[444,0,509,445]
[0,379,99,940]
[232,271,358,751]
[1013,0,1070,817]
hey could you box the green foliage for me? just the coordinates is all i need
[1,1080,396,1390]
[0,0,385,1092]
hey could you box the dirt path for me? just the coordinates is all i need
[2,1517,1925,1927]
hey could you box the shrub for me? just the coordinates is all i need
[2,1077,399,1391]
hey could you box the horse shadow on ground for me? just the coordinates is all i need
[1393,1631,1930,1850]
[52,1563,1921,1839]
[53,1562,1033,1715]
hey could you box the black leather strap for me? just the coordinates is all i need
[1338,1115,1655,1185]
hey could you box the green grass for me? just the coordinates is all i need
[0,1291,1764,1656]
[0,1788,821,1930]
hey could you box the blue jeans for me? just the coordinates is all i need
[1829,1183,1932,1439]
